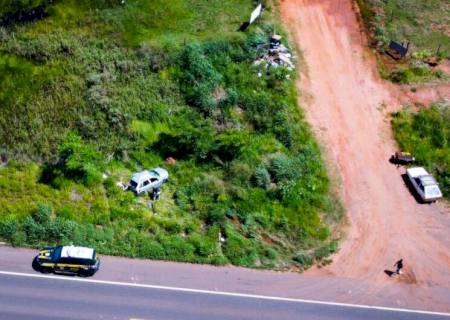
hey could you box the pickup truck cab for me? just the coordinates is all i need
[406,167,443,203]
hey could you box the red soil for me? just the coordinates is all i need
[280,0,450,288]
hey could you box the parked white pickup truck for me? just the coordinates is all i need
[406,167,442,203]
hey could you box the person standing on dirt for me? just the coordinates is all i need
[394,259,403,275]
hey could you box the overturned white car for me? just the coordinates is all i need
[127,168,169,195]
[406,167,442,203]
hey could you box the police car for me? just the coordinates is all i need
[34,245,100,276]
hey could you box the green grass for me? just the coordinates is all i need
[0,0,341,270]
[392,102,450,200]
[359,0,449,55]
[357,0,450,83]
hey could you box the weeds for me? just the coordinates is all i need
[0,0,340,269]
[392,102,450,199]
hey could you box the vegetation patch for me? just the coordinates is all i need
[0,0,340,269]
[356,0,450,84]
[391,101,450,200]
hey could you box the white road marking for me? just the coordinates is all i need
[0,270,449,317]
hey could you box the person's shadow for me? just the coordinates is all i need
[384,269,395,277]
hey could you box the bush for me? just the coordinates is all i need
[23,216,45,245]
[269,155,301,183]
[32,203,52,225]
[41,133,104,187]
[178,43,222,114]
[0,220,19,242]
[293,254,313,267]
[253,165,271,189]
[222,225,257,267]
[159,235,195,261]
[138,239,166,260]
[314,240,338,261]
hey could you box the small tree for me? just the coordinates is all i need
[41,132,104,187]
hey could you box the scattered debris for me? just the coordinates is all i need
[117,181,127,190]
[253,34,295,73]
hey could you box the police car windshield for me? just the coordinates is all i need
[52,246,63,259]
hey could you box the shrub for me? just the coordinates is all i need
[293,254,313,267]
[159,235,195,261]
[269,155,301,183]
[41,133,104,187]
[314,240,338,261]
[253,165,271,189]
[206,207,226,226]
[178,43,222,114]
[11,231,27,247]
[23,216,45,245]
[222,225,257,267]
[32,203,52,225]
[0,220,19,242]
[138,239,166,260]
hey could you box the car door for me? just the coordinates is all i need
[55,257,79,273]
[417,182,426,199]
[149,177,159,189]
[142,179,151,192]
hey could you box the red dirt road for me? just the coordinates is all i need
[280,0,450,288]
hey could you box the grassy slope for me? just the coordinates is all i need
[392,102,450,200]
[0,0,340,270]
[357,0,450,84]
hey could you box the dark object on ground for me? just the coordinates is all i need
[394,258,403,272]
[165,157,177,166]
[424,57,439,67]
[384,269,395,277]
[387,41,409,60]
[33,245,100,277]
[238,22,250,31]
[270,35,282,49]
[390,151,415,166]
[150,188,161,201]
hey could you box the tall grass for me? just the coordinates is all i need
[392,102,450,199]
[0,0,340,270]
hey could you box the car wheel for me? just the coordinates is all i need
[78,270,95,277]
[41,266,53,274]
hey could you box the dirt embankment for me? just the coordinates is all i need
[280,0,450,287]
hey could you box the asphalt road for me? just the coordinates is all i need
[1,246,449,319]
[1,272,449,320]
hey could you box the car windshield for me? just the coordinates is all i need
[52,246,63,259]
[129,180,138,188]
[425,186,441,197]
[150,170,160,177]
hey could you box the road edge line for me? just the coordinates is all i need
[1,270,449,317]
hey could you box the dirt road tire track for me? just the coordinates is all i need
[280,0,450,286]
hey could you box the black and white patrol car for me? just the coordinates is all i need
[34,245,100,276]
